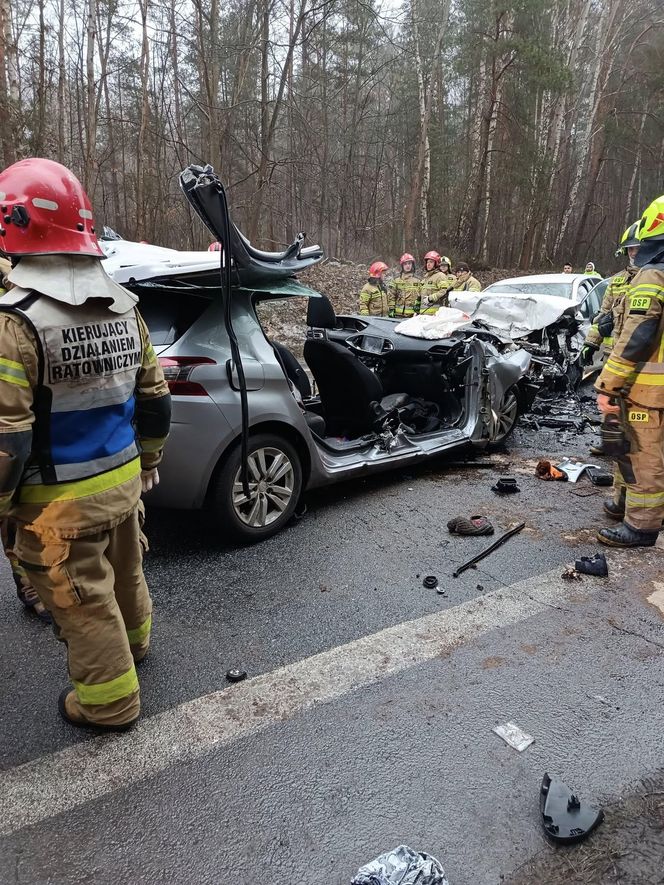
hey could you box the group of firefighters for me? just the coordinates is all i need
[358,252,481,318]
[0,155,664,735]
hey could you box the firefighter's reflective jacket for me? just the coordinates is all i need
[359,281,390,316]
[585,266,638,349]
[596,266,664,408]
[389,273,420,318]
[0,288,171,535]
[418,270,456,315]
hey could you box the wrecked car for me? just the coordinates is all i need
[98,166,531,543]
[450,276,607,390]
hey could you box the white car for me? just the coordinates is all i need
[480,273,600,304]
[449,273,609,389]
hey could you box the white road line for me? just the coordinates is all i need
[0,568,581,836]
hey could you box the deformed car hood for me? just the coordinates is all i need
[449,291,581,338]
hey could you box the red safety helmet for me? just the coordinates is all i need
[424,250,441,266]
[0,158,102,258]
[208,241,222,252]
[369,261,388,277]
[400,253,415,266]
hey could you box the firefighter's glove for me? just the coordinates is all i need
[141,468,160,493]
[597,394,620,416]
[581,343,599,366]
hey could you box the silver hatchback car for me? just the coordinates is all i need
[101,175,531,543]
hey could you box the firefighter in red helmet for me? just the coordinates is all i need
[389,253,420,318]
[359,261,390,316]
[418,251,456,314]
[0,158,171,730]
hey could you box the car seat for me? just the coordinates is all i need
[272,342,312,399]
[303,337,410,437]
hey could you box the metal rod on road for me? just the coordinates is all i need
[452,522,527,578]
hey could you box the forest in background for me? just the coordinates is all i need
[0,0,663,268]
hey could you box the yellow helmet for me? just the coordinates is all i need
[638,195,664,242]
[440,255,452,269]
[615,221,640,256]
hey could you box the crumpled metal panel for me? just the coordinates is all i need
[351,844,449,885]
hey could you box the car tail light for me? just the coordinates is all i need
[158,356,216,396]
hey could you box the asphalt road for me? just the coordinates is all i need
[1,422,664,884]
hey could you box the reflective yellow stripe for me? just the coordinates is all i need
[73,664,138,706]
[19,457,141,504]
[603,337,614,346]
[605,359,633,378]
[0,370,29,387]
[629,373,664,386]
[139,437,165,453]
[626,490,664,505]
[0,358,29,387]
[0,356,25,372]
[127,614,152,645]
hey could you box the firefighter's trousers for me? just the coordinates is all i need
[613,405,664,532]
[15,507,151,726]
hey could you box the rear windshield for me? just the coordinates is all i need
[132,287,211,346]
[484,282,574,299]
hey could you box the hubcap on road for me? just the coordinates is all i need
[232,447,295,528]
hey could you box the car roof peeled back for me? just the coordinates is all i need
[101,238,322,301]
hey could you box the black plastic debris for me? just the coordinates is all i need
[226,668,248,683]
[491,477,520,495]
[351,845,449,885]
[540,773,604,844]
[453,522,526,578]
[423,575,447,597]
[586,467,613,486]
[575,553,608,577]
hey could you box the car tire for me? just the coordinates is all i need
[489,385,520,447]
[210,433,303,543]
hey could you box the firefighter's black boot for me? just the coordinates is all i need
[603,500,625,520]
[604,488,626,520]
[597,523,658,548]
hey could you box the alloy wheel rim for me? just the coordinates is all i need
[495,391,518,440]
[232,447,295,528]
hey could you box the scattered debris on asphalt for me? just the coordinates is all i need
[226,668,248,683]
[586,467,612,486]
[443,460,499,469]
[452,522,526,578]
[540,773,604,844]
[557,459,599,483]
[351,844,449,885]
[536,460,567,481]
[491,477,520,495]
[447,515,495,536]
[575,553,608,577]
[423,575,447,597]
[493,722,535,752]
[561,566,582,581]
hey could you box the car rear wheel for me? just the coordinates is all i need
[490,386,520,446]
[210,433,303,543]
